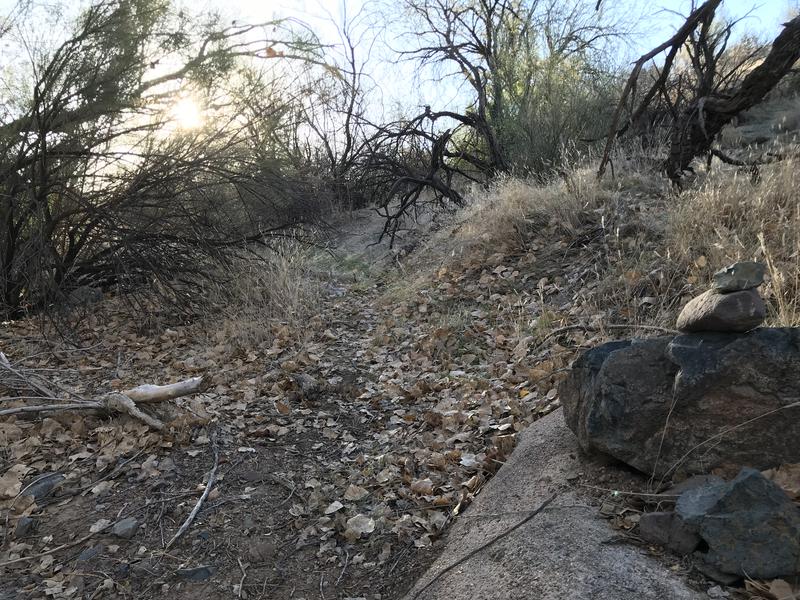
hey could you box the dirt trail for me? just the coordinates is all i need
[1,207,599,600]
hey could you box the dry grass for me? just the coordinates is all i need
[379,168,612,307]
[209,243,323,349]
[438,167,618,262]
[594,156,800,328]
[388,133,799,333]
[668,159,800,326]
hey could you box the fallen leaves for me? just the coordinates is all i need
[762,463,800,500]
[0,206,592,596]
[344,514,375,541]
[0,464,30,499]
[344,484,369,501]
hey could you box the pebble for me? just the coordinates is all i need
[14,516,35,539]
[111,517,139,540]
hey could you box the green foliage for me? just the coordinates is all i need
[485,1,623,173]
[497,54,621,173]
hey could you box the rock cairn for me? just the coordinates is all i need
[676,261,767,332]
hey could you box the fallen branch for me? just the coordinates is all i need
[103,393,167,430]
[0,402,100,416]
[124,376,208,404]
[236,558,248,598]
[597,0,723,179]
[164,430,220,551]
[1,354,209,428]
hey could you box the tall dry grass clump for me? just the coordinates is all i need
[209,242,323,349]
[668,159,800,325]
[450,168,611,256]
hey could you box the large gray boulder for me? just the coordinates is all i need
[404,411,699,600]
[560,328,800,478]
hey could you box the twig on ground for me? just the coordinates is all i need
[79,449,147,496]
[164,430,220,551]
[0,353,208,428]
[336,549,350,586]
[237,558,248,598]
[533,323,678,353]
[411,493,557,600]
[0,523,112,567]
[103,393,165,429]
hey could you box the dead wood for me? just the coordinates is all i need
[597,0,723,179]
[666,14,800,181]
[0,354,209,429]
[164,430,219,551]
[598,1,800,184]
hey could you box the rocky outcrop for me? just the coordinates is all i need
[676,468,800,579]
[560,328,800,478]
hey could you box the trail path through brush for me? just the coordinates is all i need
[2,207,693,599]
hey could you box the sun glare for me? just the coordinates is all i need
[169,97,204,130]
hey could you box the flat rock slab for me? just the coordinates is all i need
[712,261,766,293]
[404,411,701,600]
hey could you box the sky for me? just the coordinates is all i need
[180,0,797,112]
[206,0,794,51]
[1,0,796,116]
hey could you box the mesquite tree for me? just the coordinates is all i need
[0,0,321,316]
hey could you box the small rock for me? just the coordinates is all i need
[665,475,725,497]
[77,544,104,564]
[131,558,156,577]
[706,585,729,598]
[14,516,35,538]
[22,472,64,501]
[676,468,800,579]
[712,261,766,293]
[176,565,216,581]
[292,373,319,395]
[111,517,139,540]
[242,515,256,531]
[676,289,765,332]
[638,512,700,555]
[115,562,131,579]
[638,511,672,545]
[247,539,275,563]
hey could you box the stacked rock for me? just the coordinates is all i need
[676,261,767,332]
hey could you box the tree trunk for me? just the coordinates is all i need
[665,15,800,182]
